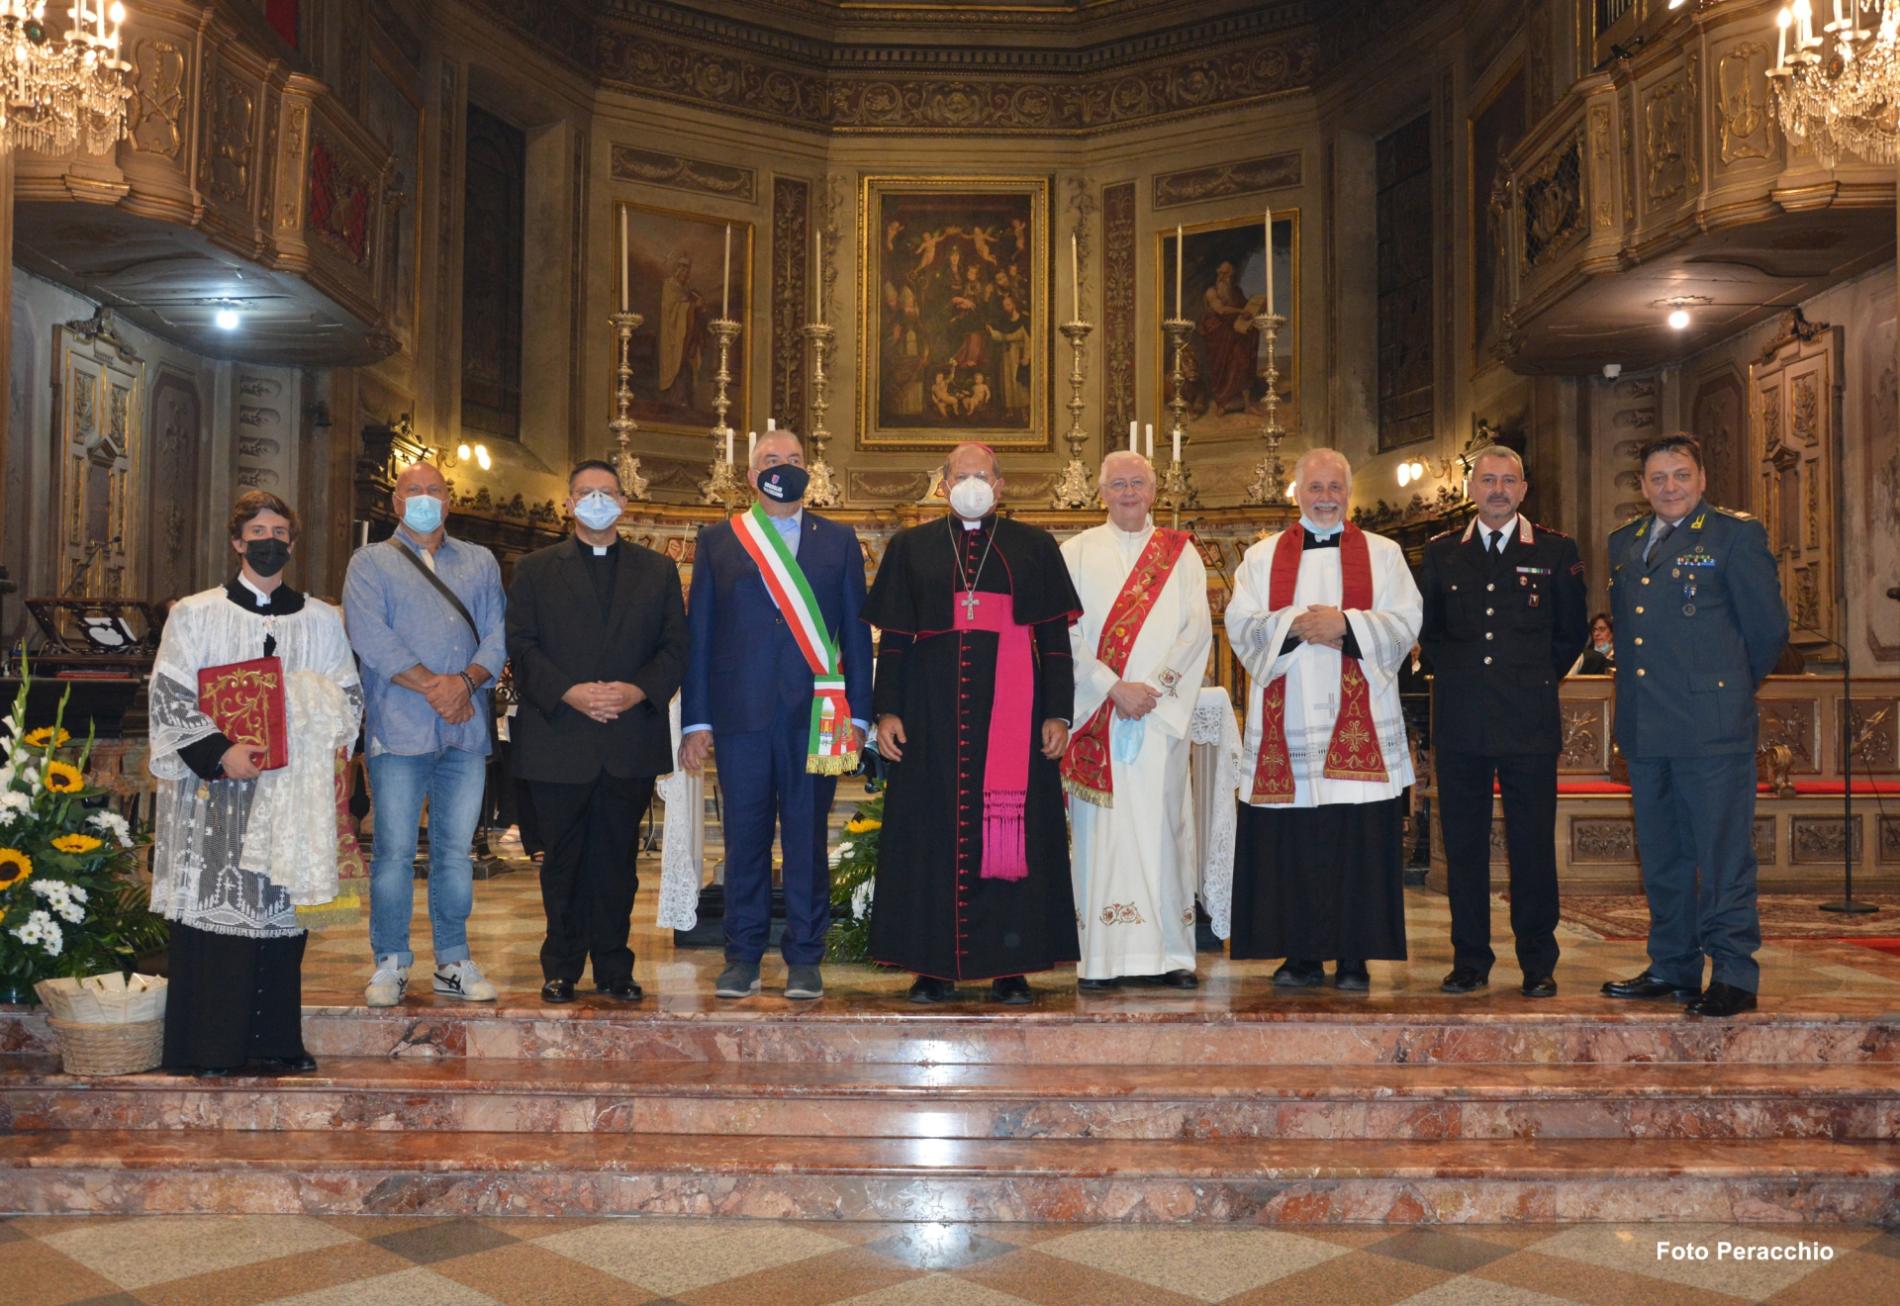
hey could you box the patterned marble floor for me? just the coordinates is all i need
[3,1214,1895,1305]
[299,856,1900,1011]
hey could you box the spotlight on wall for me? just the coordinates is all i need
[1396,458,1428,487]
[454,441,492,472]
[1667,307,1691,330]
[213,307,240,330]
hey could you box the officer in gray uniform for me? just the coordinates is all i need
[1601,433,1787,1019]
[1419,445,1588,999]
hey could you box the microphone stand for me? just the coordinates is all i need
[1809,628,1876,915]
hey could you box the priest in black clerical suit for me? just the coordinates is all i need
[863,443,1082,1004]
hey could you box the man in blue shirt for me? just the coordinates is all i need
[343,461,508,1007]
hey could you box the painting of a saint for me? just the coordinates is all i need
[1157,211,1299,442]
[618,202,751,438]
[858,176,1050,450]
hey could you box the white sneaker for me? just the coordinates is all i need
[365,956,408,1007]
[433,959,498,1002]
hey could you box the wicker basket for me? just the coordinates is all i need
[48,1017,165,1076]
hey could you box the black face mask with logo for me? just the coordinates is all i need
[243,538,292,577]
[758,463,810,504]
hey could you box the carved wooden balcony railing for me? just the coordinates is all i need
[12,0,397,362]
[1492,0,1895,372]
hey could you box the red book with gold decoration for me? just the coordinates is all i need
[197,656,289,772]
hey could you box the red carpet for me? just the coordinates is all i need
[1558,893,1900,941]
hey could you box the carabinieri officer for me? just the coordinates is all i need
[1601,433,1787,1019]
[1419,443,1587,999]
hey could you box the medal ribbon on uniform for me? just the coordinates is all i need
[1248,522,1389,803]
[1061,528,1191,808]
[732,503,859,774]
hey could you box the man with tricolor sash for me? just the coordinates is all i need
[1224,448,1423,991]
[1060,451,1213,991]
[680,430,873,1001]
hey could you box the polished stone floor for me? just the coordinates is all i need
[2,1213,1894,1304]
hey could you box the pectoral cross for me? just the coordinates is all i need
[961,589,981,620]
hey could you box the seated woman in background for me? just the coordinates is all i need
[1573,612,1614,675]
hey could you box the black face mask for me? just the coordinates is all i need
[243,538,292,578]
[757,463,810,504]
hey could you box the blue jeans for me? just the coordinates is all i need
[368,748,487,969]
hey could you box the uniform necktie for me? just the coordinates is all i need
[1647,520,1675,563]
[1488,531,1503,557]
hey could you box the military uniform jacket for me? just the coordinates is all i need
[1608,499,1787,759]
[1419,516,1588,755]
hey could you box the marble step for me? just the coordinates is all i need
[3,1129,1895,1223]
[9,1000,1900,1065]
[5,1055,1899,1140]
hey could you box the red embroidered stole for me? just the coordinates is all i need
[1060,528,1191,807]
[1248,523,1389,803]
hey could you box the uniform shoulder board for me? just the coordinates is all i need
[1531,521,1569,539]
[1712,505,1755,521]
[1610,512,1646,535]
[1428,527,1459,543]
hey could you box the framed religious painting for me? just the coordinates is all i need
[363,48,424,358]
[856,174,1051,451]
[1155,209,1300,448]
[616,200,753,439]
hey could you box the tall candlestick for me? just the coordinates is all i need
[1173,226,1183,319]
[1128,419,1137,450]
[1264,207,1274,317]
[1070,232,1080,322]
[813,224,824,327]
[722,223,731,320]
[619,208,630,313]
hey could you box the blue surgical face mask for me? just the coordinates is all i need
[573,489,623,532]
[401,493,445,534]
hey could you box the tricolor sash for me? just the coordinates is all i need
[1061,528,1191,808]
[731,504,860,775]
[1248,523,1390,803]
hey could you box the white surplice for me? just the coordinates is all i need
[1224,528,1422,808]
[1062,521,1214,979]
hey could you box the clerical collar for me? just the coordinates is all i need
[576,535,620,559]
[1298,516,1343,540]
[223,576,302,614]
[237,573,274,607]
[1301,530,1340,549]
[957,513,993,532]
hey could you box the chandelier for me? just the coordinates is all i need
[0,1,133,155]
[1768,0,1900,166]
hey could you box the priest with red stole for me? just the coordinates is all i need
[1225,448,1423,992]
[863,442,1083,1004]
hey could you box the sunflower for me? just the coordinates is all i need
[41,761,84,794]
[22,726,70,750]
[51,833,102,855]
[844,816,883,834]
[0,848,31,891]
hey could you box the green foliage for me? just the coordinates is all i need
[0,669,167,997]
[825,793,882,963]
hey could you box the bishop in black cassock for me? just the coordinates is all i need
[862,445,1081,1003]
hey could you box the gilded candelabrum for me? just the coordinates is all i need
[607,310,650,501]
[1158,315,1197,513]
[1244,312,1289,506]
[1051,319,1095,509]
[699,316,748,509]
[801,320,841,507]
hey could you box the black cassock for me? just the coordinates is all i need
[863,514,1082,981]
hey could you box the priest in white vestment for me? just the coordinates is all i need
[1061,452,1213,990]
[1224,448,1422,992]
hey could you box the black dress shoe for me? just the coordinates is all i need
[988,975,1033,1005]
[1146,969,1198,989]
[595,979,644,1002]
[907,976,959,1004]
[540,978,576,1004]
[1272,960,1325,988]
[257,1053,318,1074]
[1520,974,1558,999]
[1440,967,1490,994]
[1601,971,1701,1002]
[1333,962,1370,993]
[1077,977,1120,992]
[1686,981,1757,1019]
[191,1066,237,1080]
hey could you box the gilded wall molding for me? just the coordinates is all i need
[1101,181,1137,445]
[1152,150,1301,210]
[771,176,810,430]
[612,145,757,202]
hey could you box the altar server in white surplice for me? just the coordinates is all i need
[1225,448,1422,993]
[1061,452,1214,991]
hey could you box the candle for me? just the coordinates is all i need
[725,430,733,464]
[1128,420,1138,450]
[1173,225,1183,318]
[721,223,731,319]
[1778,8,1790,66]
[1070,232,1080,322]
[813,224,824,326]
[1264,207,1274,317]
[619,208,630,313]
[1172,427,1181,463]
[1835,0,1847,26]
[767,418,776,432]
[747,430,757,463]
[1145,423,1154,461]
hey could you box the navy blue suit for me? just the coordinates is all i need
[681,510,873,964]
